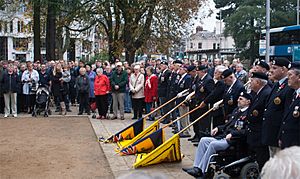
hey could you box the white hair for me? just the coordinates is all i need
[134,65,141,70]
[236,63,244,68]
[215,65,228,73]
[96,68,103,74]
[261,146,300,179]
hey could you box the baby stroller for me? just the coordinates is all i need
[32,85,51,117]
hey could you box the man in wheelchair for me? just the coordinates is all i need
[183,92,252,178]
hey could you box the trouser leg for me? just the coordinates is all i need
[179,105,190,135]
[193,137,216,167]
[3,93,10,116]
[11,93,17,115]
[118,93,125,118]
[112,93,118,117]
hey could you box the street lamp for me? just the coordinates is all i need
[266,0,270,63]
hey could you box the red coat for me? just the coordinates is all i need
[144,74,158,103]
[94,74,111,96]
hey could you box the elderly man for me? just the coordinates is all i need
[262,57,293,157]
[182,92,252,178]
[110,62,128,120]
[278,62,300,149]
[246,72,272,171]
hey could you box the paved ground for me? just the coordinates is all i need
[0,107,197,179]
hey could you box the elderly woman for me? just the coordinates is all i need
[129,65,145,120]
[94,68,111,119]
[21,62,39,114]
[76,67,90,115]
[86,64,96,104]
[144,66,158,121]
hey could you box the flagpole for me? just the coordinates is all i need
[178,100,223,135]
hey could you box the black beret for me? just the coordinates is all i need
[221,69,233,79]
[181,65,189,70]
[288,62,300,70]
[255,60,270,71]
[187,65,196,72]
[173,60,183,65]
[272,57,290,68]
[196,65,208,71]
[240,92,253,102]
[251,72,268,81]
[161,61,168,66]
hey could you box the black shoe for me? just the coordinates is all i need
[131,117,137,120]
[191,138,200,143]
[110,116,117,120]
[87,112,91,115]
[186,167,203,177]
[120,117,125,120]
[193,143,199,147]
[66,109,72,112]
[182,167,194,172]
[188,135,197,141]
[78,112,83,115]
[179,133,191,138]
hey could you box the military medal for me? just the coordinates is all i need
[252,110,259,117]
[293,106,299,118]
[200,87,204,92]
[274,97,281,105]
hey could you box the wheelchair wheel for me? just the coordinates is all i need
[214,173,230,179]
[240,162,259,179]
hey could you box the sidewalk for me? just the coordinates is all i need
[90,113,196,179]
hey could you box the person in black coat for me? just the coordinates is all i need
[246,72,272,171]
[221,69,245,120]
[182,92,252,178]
[158,61,172,124]
[278,62,300,149]
[188,65,214,143]
[262,57,294,157]
[1,64,20,117]
[76,67,90,115]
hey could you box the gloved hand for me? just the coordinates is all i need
[213,100,223,110]
[177,89,189,98]
[185,91,195,101]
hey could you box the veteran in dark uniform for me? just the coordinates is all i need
[278,62,300,149]
[221,69,245,121]
[176,65,192,138]
[189,65,214,142]
[158,61,172,124]
[167,60,182,122]
[246,72,272,170]
[253,60,273,88]
[262,57,293,157]
[182,92,252,178]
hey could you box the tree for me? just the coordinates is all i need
[214,0,298,63]
[46,0,57,61]
[33,0,41,62]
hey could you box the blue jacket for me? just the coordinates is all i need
[1,71,20,93]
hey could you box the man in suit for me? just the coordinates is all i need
[262,57,293,157]
[221,69,245,121]
[167,60,182,123]
[158,61,171,124]
[278,62,300,149]
[182,92,252,178]
[188,65,214,143]
[246,72,272,171]
[176,65,192,138]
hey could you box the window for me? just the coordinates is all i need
[190,43,193,49]
[270,30,300,46]
[198,43,202,49]
[0,22,2,32]
[13,38,28,51]
[4,22,7,33]
[217,43,220,49]
[17,21,25,33]
[213,43,216,49]
[10,21,13,33]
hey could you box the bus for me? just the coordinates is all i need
[259,25,300,62]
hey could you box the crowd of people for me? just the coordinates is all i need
[0,56,299,177]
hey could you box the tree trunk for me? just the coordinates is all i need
[33,0,41,62]
[46,0,56,61]
[125,47,136,64]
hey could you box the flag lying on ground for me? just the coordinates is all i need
[116,119,160,149]
[133,133,182,168]
[104,118,144,143]
[119,128,165,155]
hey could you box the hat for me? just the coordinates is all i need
[221,69,233,79]
[255,60,270,71]
[272,57,290,68]
[181,65,188,71]
[187,65,196,72]
[173,60,183,65]
[251,72,268,81]
[240,92,253,102]
[288,62,300,70]
[161,61,168,66]
[85,64,92,68]
[196,65,208,71]
[116,62,123,67]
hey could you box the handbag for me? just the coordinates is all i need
[130,74,141,95]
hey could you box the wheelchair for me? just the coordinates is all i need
[204,138,260,179]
